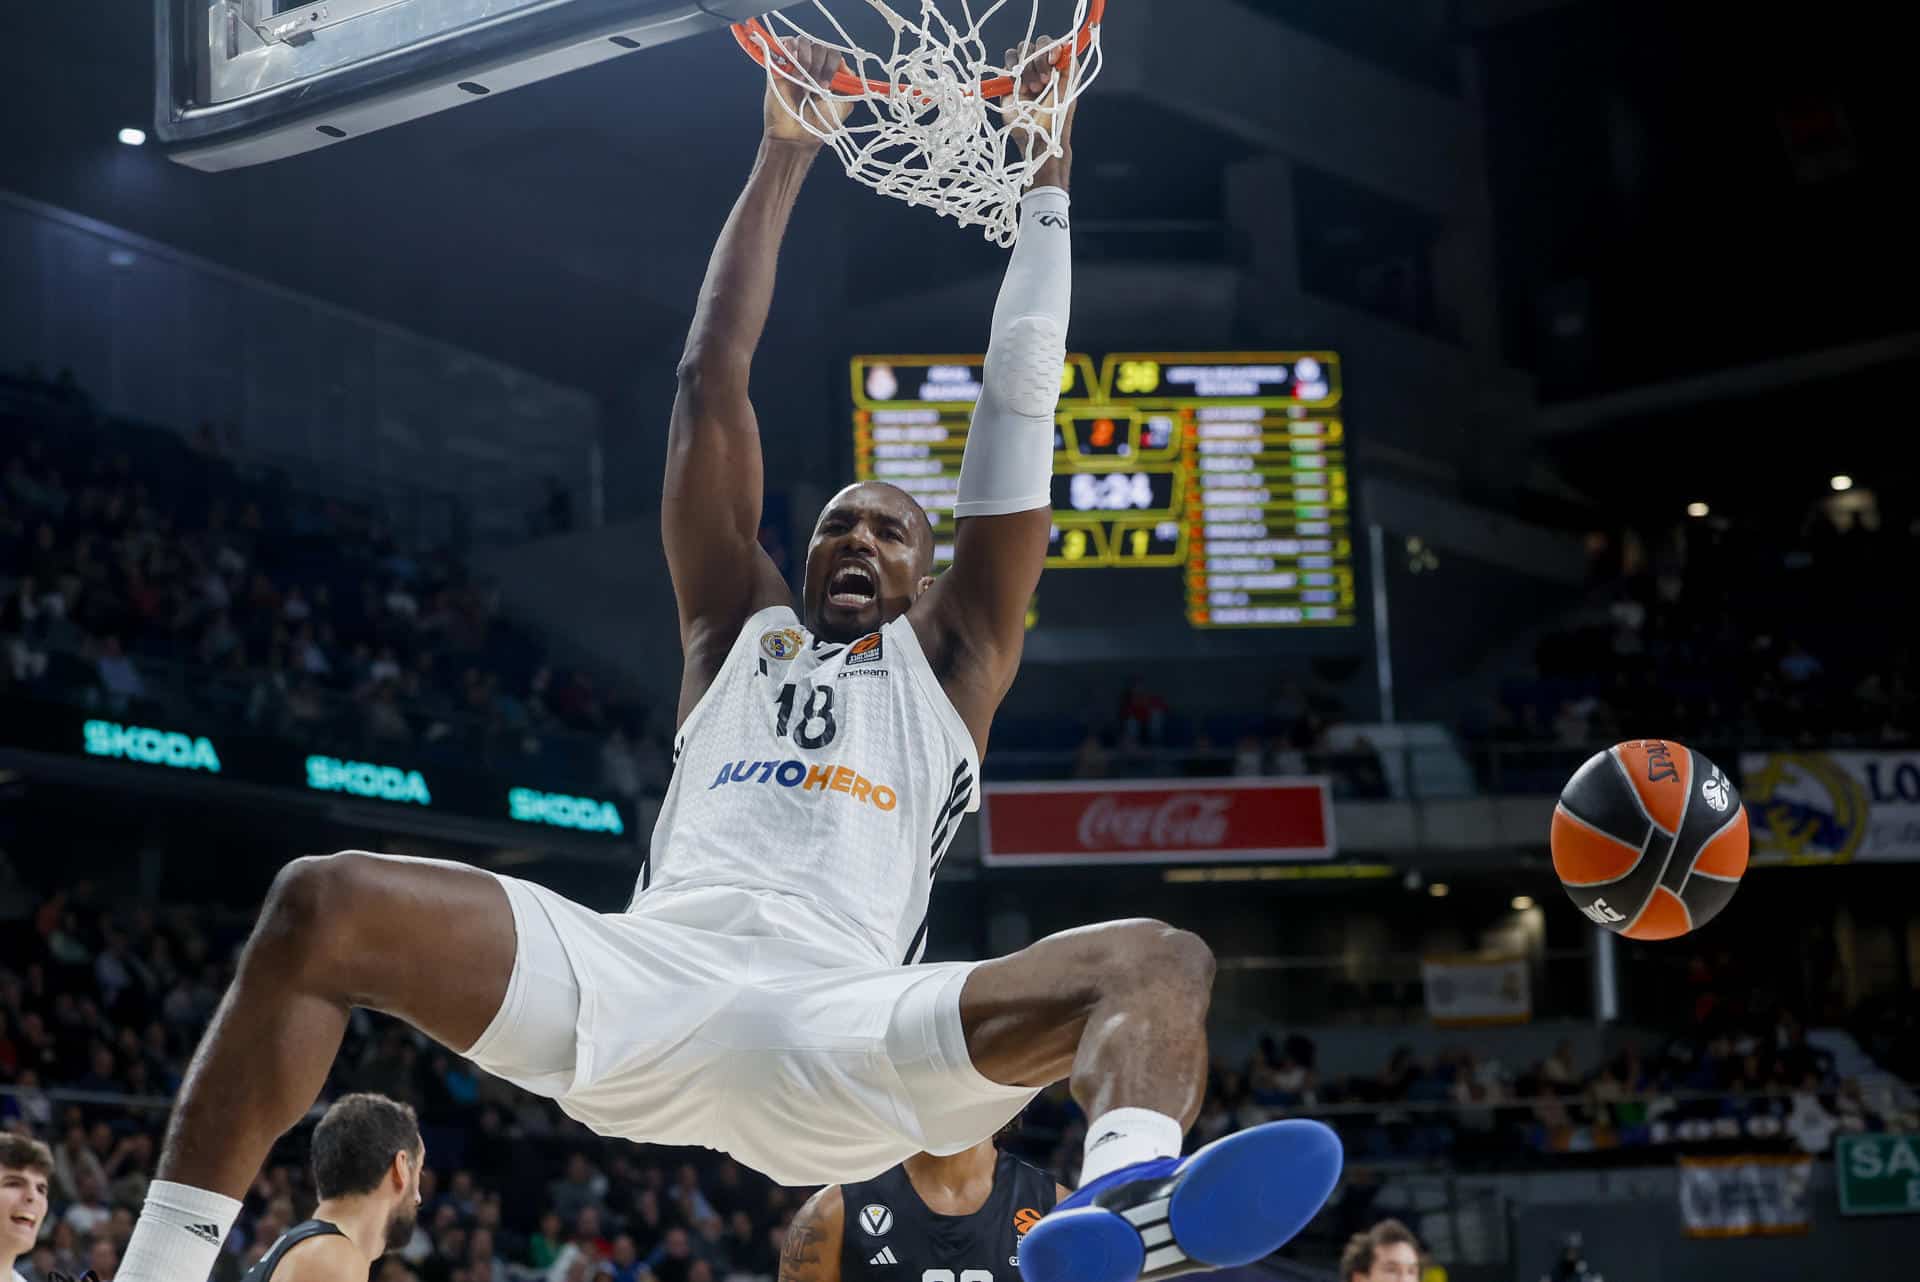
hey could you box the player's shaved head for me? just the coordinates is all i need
[803,482,938,641]
[820,483,935,576]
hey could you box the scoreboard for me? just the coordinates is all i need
[851,351,1354,628]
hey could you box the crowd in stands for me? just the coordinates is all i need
[1043,500,1919,791]
[7,878,1917,1282]
[1190,1005,1917,1171]
[4,364,1407,798]
[1046,676,1392,797]
[15,360,1916,816]
[1495,503,1919,754]
[1852,987,1920,1089]
[0,367,672,804]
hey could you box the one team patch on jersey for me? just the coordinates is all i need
[859,1205,894,1237]
[847,632,884,666]
[760,627,805,661]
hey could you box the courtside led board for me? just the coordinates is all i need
[851,351,1354,628]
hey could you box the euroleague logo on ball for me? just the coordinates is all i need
[1701,770,1732,813]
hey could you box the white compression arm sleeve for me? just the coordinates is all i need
[954,186,1072,518]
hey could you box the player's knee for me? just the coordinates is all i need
[257,850,384,967]
[1081,919,1213,999]
[1137,921,1215,994]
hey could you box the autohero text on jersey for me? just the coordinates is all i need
[708,758,898,811]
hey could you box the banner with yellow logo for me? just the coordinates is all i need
[1740,751,1920,863]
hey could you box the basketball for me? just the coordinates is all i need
[1550,740,1749,939]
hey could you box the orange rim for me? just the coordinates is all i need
[732,0,1105,102]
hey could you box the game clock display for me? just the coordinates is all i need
[851,351,1354,628]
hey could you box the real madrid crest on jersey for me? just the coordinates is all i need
[759,626,804,662]
[858,1204,893,1237]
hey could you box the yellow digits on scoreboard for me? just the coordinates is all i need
[1116,360,1161,395]
[1060,364,1076,394]
[1062,528,1089,560]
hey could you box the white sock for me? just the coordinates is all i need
[1079,1107,1185,1186]
[119,1179,243,1282]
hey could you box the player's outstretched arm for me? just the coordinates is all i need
[665,38,851,726]
[779,1186,844,1282]
[914,44,1076,755]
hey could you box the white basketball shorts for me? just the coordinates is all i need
[462,874,1038,1186]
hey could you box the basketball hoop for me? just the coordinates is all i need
[733,1,1107,245]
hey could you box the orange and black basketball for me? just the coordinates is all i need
[1550,740,1749,939]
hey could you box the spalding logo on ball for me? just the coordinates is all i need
[1551,740,1749,939]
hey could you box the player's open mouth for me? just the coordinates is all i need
[9,1214,35,1228]
[828,564,877,609]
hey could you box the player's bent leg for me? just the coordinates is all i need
[961,921,1340,1282]
[159,850,517,1196]
[958,918,1214,1122]
[122,851,524,1282]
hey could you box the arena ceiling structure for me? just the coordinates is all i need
[3,0,1912,510]
[0,3,1265,398]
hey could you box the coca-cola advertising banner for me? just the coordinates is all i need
[981,779,1335,866]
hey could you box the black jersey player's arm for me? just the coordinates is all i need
[780,1185,845,1282]
[664,39,851,729]
[912,52,1074,758]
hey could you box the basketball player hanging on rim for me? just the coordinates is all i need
[115,36,1340,1282]
[779,1130,1065,1282]
[240,1094,425,1282]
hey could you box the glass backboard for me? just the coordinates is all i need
[157,1,784,171]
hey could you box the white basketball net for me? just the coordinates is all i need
[744,1,1103,245]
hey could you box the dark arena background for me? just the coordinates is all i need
[3,3,1919,1282]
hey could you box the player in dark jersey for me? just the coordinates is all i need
[780,1136,1065,1282]
[242,1094,424,1282]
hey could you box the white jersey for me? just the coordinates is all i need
[643,605,980,966]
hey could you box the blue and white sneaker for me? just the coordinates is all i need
[1019,1120,1343,1282]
